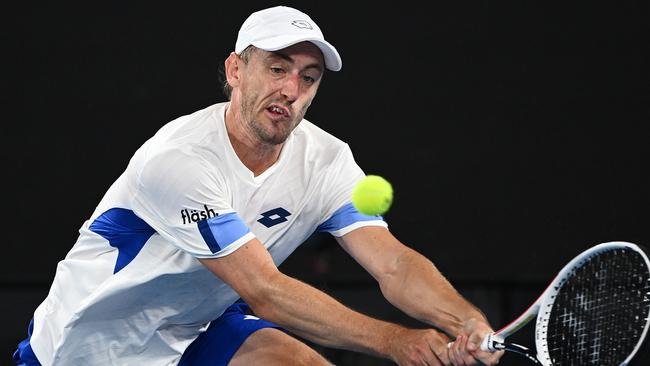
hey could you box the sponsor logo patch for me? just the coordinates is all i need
[181,205,218,224]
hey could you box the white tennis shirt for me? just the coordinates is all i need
[29,102,387,365]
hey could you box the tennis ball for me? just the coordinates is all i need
[352,175,393,216]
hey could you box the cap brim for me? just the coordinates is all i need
[251,35,342,71]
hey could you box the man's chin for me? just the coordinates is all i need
[261,134,289,145]
[264,123,296,145]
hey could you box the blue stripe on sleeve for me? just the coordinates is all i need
[198,212,251,254]
[198,220,220,253]
[316,203,383,233]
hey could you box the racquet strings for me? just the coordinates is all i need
[546,247,650,365]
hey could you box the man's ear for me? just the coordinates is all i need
[224,52,242,88]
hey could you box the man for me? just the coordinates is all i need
[14,6,503,366]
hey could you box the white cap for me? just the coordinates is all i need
[235,6,342,71]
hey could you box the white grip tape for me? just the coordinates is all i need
[481,333,504,352]
[447,333,504,352]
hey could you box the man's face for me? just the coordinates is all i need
[234,42,325,145]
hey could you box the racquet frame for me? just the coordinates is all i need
[482,241,650,366]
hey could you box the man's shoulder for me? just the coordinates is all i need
[159,102,225,135]
[132,103,227,179]
[294,119,350,153]
[147,102,225,150]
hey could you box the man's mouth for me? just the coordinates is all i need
[266,104,290,119]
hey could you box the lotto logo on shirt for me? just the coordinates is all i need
[181,205,218,224]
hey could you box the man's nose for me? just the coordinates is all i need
[280,74,300,102]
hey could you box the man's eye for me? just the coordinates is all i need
[303,76,315,84]
[270,67,284,74]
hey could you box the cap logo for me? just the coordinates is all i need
[291,20,313,29]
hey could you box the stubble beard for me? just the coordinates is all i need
[239,92,307,146]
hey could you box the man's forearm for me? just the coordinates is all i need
[201,240,457,363]
[247,270,401,359]
[377,247,487,337]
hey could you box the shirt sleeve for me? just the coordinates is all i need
[130,147,255,258]
[316,144,388,237]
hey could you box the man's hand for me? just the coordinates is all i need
[388,328,452,366]
[447,318,503,365]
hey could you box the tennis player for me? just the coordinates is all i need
[14,6,502,366]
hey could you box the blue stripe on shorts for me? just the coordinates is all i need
[178,302,282,366]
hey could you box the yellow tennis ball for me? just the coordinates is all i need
[352,175,393,216]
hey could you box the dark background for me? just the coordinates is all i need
[3,1,649,365]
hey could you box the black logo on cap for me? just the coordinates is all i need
[291,20,313,29]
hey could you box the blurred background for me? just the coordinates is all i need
[2,1,649,365]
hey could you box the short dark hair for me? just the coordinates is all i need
[220,46,258,100]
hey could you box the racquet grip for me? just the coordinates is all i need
[446,333,499,352]
[481,333,504,352]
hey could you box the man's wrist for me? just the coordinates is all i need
[376,322,408,361]
[461,316,494,338]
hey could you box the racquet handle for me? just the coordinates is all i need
[480,333,504,352]
[447,333,503,352]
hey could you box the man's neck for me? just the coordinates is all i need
[225,104,283,177]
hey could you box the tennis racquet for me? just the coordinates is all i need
[475,241,650,365]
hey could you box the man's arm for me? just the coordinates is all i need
[199,239,453,365]
[336,226,502,364]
